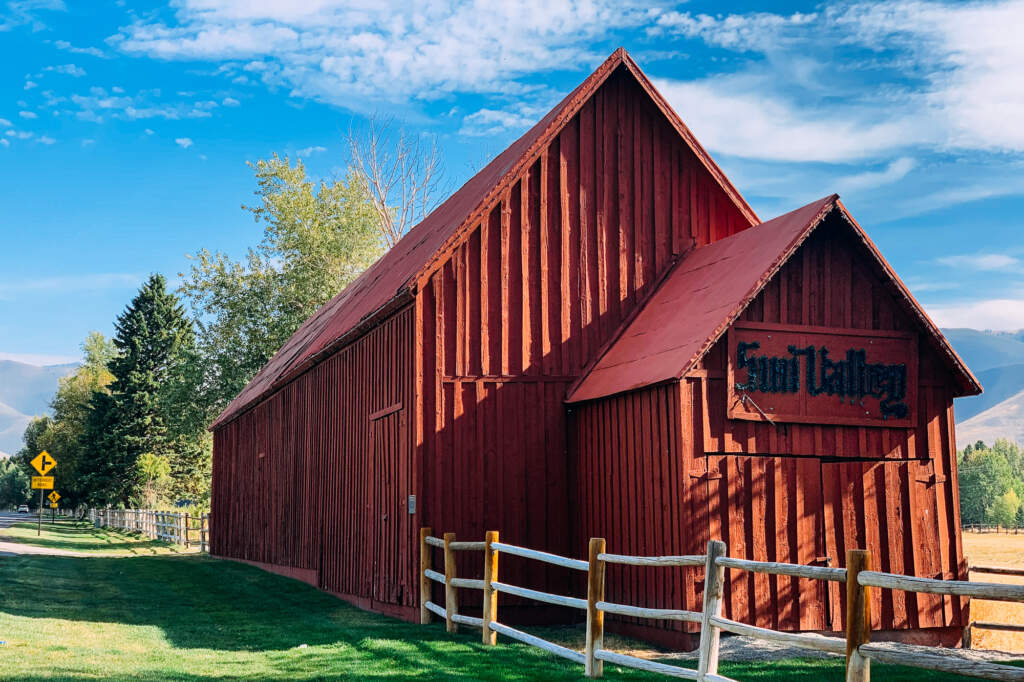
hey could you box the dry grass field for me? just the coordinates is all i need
[963,531,1024,653]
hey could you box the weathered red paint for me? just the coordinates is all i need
[211,49,979,645]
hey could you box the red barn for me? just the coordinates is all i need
[210,49,980,645]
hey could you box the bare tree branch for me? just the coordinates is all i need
[348,115,446,249]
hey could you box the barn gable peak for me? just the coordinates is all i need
[214,48,758,429]
[566,195,981,404]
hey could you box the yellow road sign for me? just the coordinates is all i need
[48,491,60,503]
[50,502,58,508]
[31,476,54,490]
[30,451,56,476]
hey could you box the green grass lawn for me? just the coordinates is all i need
[0,522,1017,680]
[0,518,197,556]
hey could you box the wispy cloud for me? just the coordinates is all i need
[110,1,650,110]
[925,297,1024,331]
[37,135,55,144]
[221,96,240,107]
[175,137,193,148]
[836,157,916,191]
[0,0,65,33]
[52,39,104,58]
[43,63,86,77]
[0,351,80,366]
[66,86,218,123]
[459,108,538,136]
[18,110,37,119]
[936,253,1020,271]
[295,145,325,157]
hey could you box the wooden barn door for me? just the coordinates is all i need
[707,454,830,632]
[369,405,411,607]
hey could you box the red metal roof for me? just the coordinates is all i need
[566,195,981,403]
[212,48,757,429]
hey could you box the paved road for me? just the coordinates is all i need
[0,511,90,556]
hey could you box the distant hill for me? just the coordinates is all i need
[942,328,1024,447]
[942,328,1024,374]
[0,360,78,456]
[958,388,1024,446]
[954,363,1024,422]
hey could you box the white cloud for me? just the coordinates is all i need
[53,40,105,58]
[37,135,55,144]
[175,137,193,148]
[18,110,37,119]
[651,9,817,51]
[110,1,650,108]
[5,130,32,139]
[0,139,8,148]
[144,128,154,135]
[936,253,1019,271]
[0,118,11,127]
[836,157,917,191]
[24,79,37,90]
[0,0,65,33]
[295,145,326,157]
[68,87,219,122]
[0,351,81,366]
[459,108,537,136]
[43,63,86,77]
[925,298,1024,330]
[655,77,930,163]
[221,96,240,106]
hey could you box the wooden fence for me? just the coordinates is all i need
[88,508,209,552]
[420,528,1024,682]
[964,524,1024,535]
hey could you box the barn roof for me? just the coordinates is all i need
[566,195,982,404]
[212,48,757,429]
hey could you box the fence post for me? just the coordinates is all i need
[585,537,607,678]
[419,527,432,624]
[846,549,871,682]
[201,513,208,553]
[444,532,459,633]
[184,513,190,547]
[697,539,727,680]
[482,530,499,645]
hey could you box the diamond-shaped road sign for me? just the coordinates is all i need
[31,451,56,476]
[48,491,60,503]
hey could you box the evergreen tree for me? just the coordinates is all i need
[103,274,191,506]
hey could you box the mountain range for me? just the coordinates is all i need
[0,360,79,457]
[942,329,1024,446]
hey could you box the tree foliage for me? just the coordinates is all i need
[959,439,1024,526]
[176,155,384,429]
[0,457,31,508]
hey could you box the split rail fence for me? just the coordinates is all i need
[420,527,1024,682]
[88,508,210,552]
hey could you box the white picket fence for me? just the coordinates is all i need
[88,508,209,552]
[421,528,1024,682]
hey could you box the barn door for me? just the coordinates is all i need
[369,404,410,607]
[706,455,830,632]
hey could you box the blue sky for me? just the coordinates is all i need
[2,0,1023,366]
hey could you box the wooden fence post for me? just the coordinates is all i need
[443,532,459,633]
[846,549,871,682]
[184,513,190,548]
[698,539,727,680]
[585,537,607,678]
[482,530,499,645]
[201,513,208,553]
[420,527,432,624]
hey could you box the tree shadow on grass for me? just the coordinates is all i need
[1,554,1019,681]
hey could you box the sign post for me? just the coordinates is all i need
[30,451,56,536]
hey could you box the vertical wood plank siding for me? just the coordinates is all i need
[211,307,415,614]
[415,69,750,607]
[571,217,966,640]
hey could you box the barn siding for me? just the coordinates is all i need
[415,68,752,600]
[211,307,415,613]
[572,217,966,638]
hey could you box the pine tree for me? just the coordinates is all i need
[103,274,192,506]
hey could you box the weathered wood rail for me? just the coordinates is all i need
[87,508,209,551]
[420,527,1024,681]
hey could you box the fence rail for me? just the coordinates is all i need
[420,527,1024,682]
[87,508,209,552]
